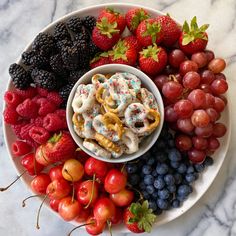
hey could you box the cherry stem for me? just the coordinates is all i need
[68,222,93,236]
[107,220,113,236]
[0,170,27,192]
[36,194,48,229]
[120,163,126,173]
[85,174,96,209]
[22,194,43,207]
[64,169,75,203]
[128,184,144,202]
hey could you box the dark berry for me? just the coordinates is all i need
[142,191,150,200]
[154,178,165,190]
[67,17,82,33]
[152,191,158,198]
[88,40,100,58]
[82,15,96,32]
[61,46,79,71]
[168,139,175,147]
[146,185,155,194]
[177,185,191,197]
[148,201,157,211]
[185,173,196,183]
[174,173,183,185]
[156,163,169,175]
[74,27,90,41]
[158,189,170,200]
[167,185,176,193]
[155,152,168,162]
[59,83,74,103]
[50,54,66,75]
[156,199,169,210]
[142,165,152,175]
[171,199,180,208]
[204,156,214,167]
[144,175,154,185]
[194,163,205,172]
[155,140,166,150]
[128,174,140,186]
[126,163,138,174]
[152,170,158,177]
[168,148,182,162]
[32,33,54,55]
[154,207,163,215]
[186,165,195,174]
[164,174,175,185]
[56,38,72,50]
[177,163,187,174]
[139,181,146,190]
[54,22,71,41]
[170,161,180,169]
[68,69,88,84]
[147,157,155,166]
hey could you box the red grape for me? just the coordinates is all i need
[168,49,186,68]
[175,134,192,151]
[208,137,220,151]
[191,110,210,128]
[205,50,215,63]
[206,108,220,122]
[188,148,206,163]
[213,97,225,112]
[200,84,212,94]
[177,118,195,133]
[191,52,208,68]
[164,105,178,122]
[200,70,215,84]
[211,78,228,95]
[173,73,182,83]
[195,123,213,138]
[212,123,227,138]
[205,93,215,108]
[164,65,177,75]
[192,136,208,150]
[182,71,201,89]
[218,95,228,105]
[174,99,194,118]
[162,81,183,100]
[208,58,226,73]
[179,60,198,76]
[153,75,169,90]
[187,89,206,109]
[215,73,226,80]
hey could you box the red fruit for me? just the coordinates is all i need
[208,137,220,151]
[43,132,76,163]
[124,201,156,233]
[11,120,28,139]
[162,81,183,100]
[3,107,19,125]
[58,197,82,221]
[21,153,44,176]
[174,99,194,118]
[111,207,123,225]
[16,98,39,118]
[74,208,91,223]
[85,216,105,235]
[136,18,164,47]
[109,39,137,66]
[36,98,57,116]
[179,17,209,54]
[175,134,192,151]
[15,87,37,99]
[110,188,134,207]
[4,91,22,108]
[188,148,206,163]
[125,8,150,33]
[168,49,186,68]
[20,123,35,142]
[104,169,127,194]
[139,44,167,75]
[212,123,227,138]
[46,179,71,200]
[123,35,142,53]
[50,198,60,212]
[31,117,44,127]
[47,91,63,107]
[179,60,198,76]
[49,164,64,181]
[156,15,181,46]
[31,173,51,194]
[29,126,50,144]
[90,52,110,69]
[62,159,84,182]
[85,157,108,178]
[54,109,67,129]
[11,140,32,156]
[192,136,208,150]
[77,180,99,206]
[36,87,49,97]
[43,113,65,132]
[93,197,116,222]
[35,145,51,166]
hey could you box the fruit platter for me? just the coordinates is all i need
[1,3,230,235]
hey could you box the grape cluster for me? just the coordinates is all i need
[154,50,228,163]
[126,124,213,215]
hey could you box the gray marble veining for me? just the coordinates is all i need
[0,0,236,235]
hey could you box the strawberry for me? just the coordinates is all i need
[156,14,181,47]
[109,39,137,66]
[97,7,126,33]
[136,18,164,47]
[124,201,156,233]
[125,8,150,33]
[123,35,142,53]
[92,17,120,51]
[42,131,76,163]
[90,52,110,69]
[139,44,167,75]
[178,16,209,54]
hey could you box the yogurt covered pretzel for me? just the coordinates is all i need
[138,88,158,110]
[91,74,108,89]
[121,128,139,154]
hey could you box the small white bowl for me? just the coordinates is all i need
[66,64,164,163]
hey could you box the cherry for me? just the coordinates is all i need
[85,157,108,178]
[75,208,91,223]
[62,159,84,182]
[110,188,134,207]
[104,169,127,194]
[31,174,51,194]
[35,145,51,166]
[85,216,105,235]
[50,198,60,212]
[49,164,63,181]
[58,196,82,221]
[46,179,71,200]
[110,207,123,225]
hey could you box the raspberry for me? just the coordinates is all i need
[36,87,49,97]
[16,99,39,118]
[26,139,39,148]
[12,140,32,156]
[36,97,57,116]
[20,123,35,141]
[55,109,67,129]
[43,113,64,132]
[47,92,63,107]
[15,87,37,99]
[29,126,50,144]
[4,91,22,108]
[31,117,44,127]
[3,107,19,124]
[11,120,28,139]
[31,95,42,103]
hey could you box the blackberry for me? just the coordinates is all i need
[32,33,54,55]
[67,17,83,33]
[54,22,71,41]
[73,39,88,53]
[9,63,31,89]
[68,69,88,84]
[74,27,90,41]
[61,45,79,71]
[59,83,74,103]
[56,38,72,51]
[78,53,90,69]
[22,50,48,68]
[82,15,96,32]
[21,51,35,65]
[88,40,100,58]
[50,54,66,75]
[31,68,57,90]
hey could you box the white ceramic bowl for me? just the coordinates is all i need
[3,2,231,233]
[66,64,164,163]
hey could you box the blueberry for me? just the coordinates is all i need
[155,140,166,150]
[146,185,155,194]
[177,163,187,174]
[204,156,214,167]
[126,164,138,174]
[174,173,183,185]
[158,189,170,199]
[193,172,199,180]
[171,199,180,208]
[185,173,196,183]
[168,148,182,162]
[160,126,168,138]
[129,174,140,186]
[139,181,146,190]
[149,200,157,211]
[147,157,156,166]
[156,163,169,175]
[140,153,150,161]
[142,191,150,199]
[167,184,176,193]
[164,174,175,185]
[156,152,168,162]
[154,178,165,190]
[144,175,154,185]
[154,207,163,215]
[194,163,205,173]
[177,185,191,197]
[186,165,195,174]
[142,165,152,175]
[164,132,173,141]
[189,185,193,193]
[177,195,187,202]
[168,139,175,148]
[170,161,180,169]
[152,170,158,177]
[157,199,169,210]
[152,191,158,198]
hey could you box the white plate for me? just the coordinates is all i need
[3,2,231,233]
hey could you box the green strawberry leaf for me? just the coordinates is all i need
[182,20,190,33]
[140,43,160,61]
[49,132,62,143]
[190,16,198,31]
[106,7,120,16]
[200,24,209,32]
[110,40,128,61]
[96,17,120,38]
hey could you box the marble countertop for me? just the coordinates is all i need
[0,0,236,235]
